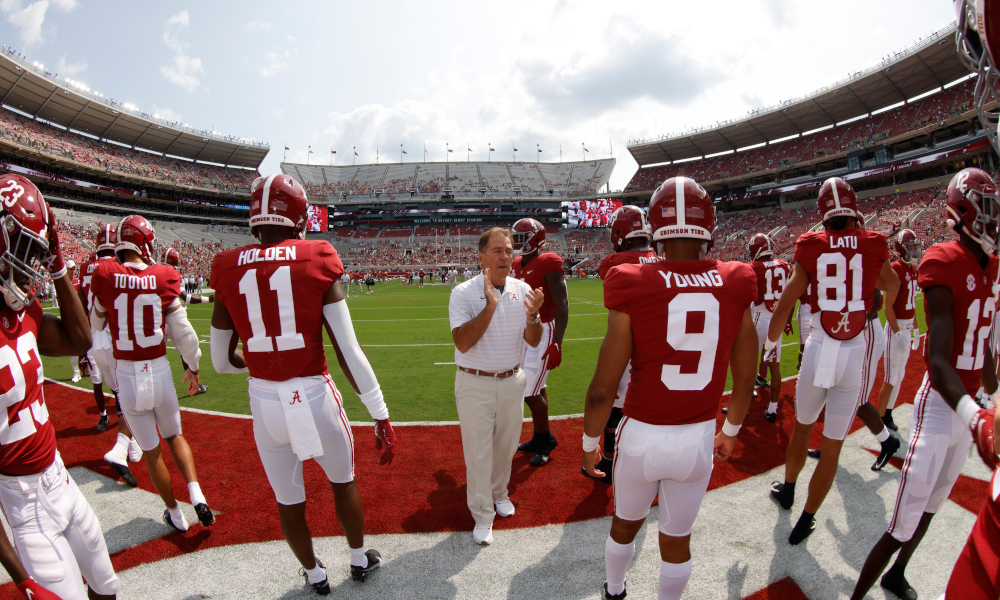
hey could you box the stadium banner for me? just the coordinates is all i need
[567,199,622,227]
[307,205,329,231]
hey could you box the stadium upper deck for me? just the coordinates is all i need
[281,158,616,201]
[623,22,986,200]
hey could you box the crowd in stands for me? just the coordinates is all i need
[0,107,258,192]
[626,78,978,192]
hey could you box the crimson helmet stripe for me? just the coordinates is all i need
[676,178,686,227]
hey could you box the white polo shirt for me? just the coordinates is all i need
[449,273,532,371]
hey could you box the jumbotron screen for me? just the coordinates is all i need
[567,199,622,227]
[307,205,329,232]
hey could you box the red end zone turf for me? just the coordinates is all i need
[1,348,934,595]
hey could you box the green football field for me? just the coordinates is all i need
[40,278,920,422]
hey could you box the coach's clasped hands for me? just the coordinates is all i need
[524,287,544,319]
[375,419,396,465]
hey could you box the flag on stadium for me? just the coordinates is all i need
[331,150,336,154]
[402,150,408,154]
[514,147,518,151]
[354,150,359,156]
[468,148,473,152]
[447,149,454,153]
[489,147,495,151]
[538,148,543,152]
[584,147,589,152]
[284,146,289,150]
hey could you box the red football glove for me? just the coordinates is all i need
[970,408,998,470]
[542,342,562,370]
[17,578,61,599]
[375,419,396,465]
[42,206,66,279]
[783,321,793,336]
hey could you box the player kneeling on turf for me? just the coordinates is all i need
[211,174,394,596]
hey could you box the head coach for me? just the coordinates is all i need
[450,227,544,545]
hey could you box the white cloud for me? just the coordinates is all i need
[48,0,73,10]
[160,55,202,93]
[151,104,182,123]
[54,54,85,76]
[257,49,291,78]
[160,10,202,92]
[5,1,48,47]
[245,20,270,31]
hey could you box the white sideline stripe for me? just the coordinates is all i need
[434,362,456,365]
[46,373,806,427]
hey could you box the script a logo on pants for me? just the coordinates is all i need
[820,309,865,340]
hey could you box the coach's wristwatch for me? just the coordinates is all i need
[527,313,540,324]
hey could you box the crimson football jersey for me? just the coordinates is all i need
[91,261,182,361]
[751,259,790,311]
[919,241,999,395]
[211,239,344,381]
[599,249,658,279]
[891,260,919,320]
[604,260,757,425]
[0,301,56,475]
[79,255,114,313]
[794,228,888,339]
[513,252,564,323]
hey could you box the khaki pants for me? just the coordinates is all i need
[454,368,527,526]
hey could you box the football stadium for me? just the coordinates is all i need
[0,2,996,599]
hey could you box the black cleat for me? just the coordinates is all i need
[764,410,777,423]
[807,448,822,459]
[106,460,137,487]
[755,375,771,389]
[530,447,552,466]
[300,559,331,595]
[788,513,816,545]
[872,435,901,471]
[162,509,187,533]
[517,433,557,454]
[882,412,898,432]
[770,481,794,510]
[603,581,627,599]
[194,503,215,526]
[880,568,917,600]
[350,549,382,582]
[721,406,728,414]
[96,414,109,432]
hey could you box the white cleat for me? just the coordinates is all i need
[70,372,81,383]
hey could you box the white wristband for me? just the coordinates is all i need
[721,419,741,437]
[582,433,601,453]
[762,338,776,353]
[957,394,981,428]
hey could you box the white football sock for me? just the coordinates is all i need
[167,506,188,532]
[99,410,106,416]
[605,536,634,596]
[305,565,326,584]
[658,559,692,600]
[187,482,206,506]
[350,547,368,567]
[876,427,890,443]
[115,433,129,450]
[767,401,778,413]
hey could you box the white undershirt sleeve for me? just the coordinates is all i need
[164,304,201,372]
[323,300,388,421]
[210,326,248,374]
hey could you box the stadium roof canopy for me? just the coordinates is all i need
[0,51,268,169]
[628,23,970,167]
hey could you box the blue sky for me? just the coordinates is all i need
[0,0,958,191]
